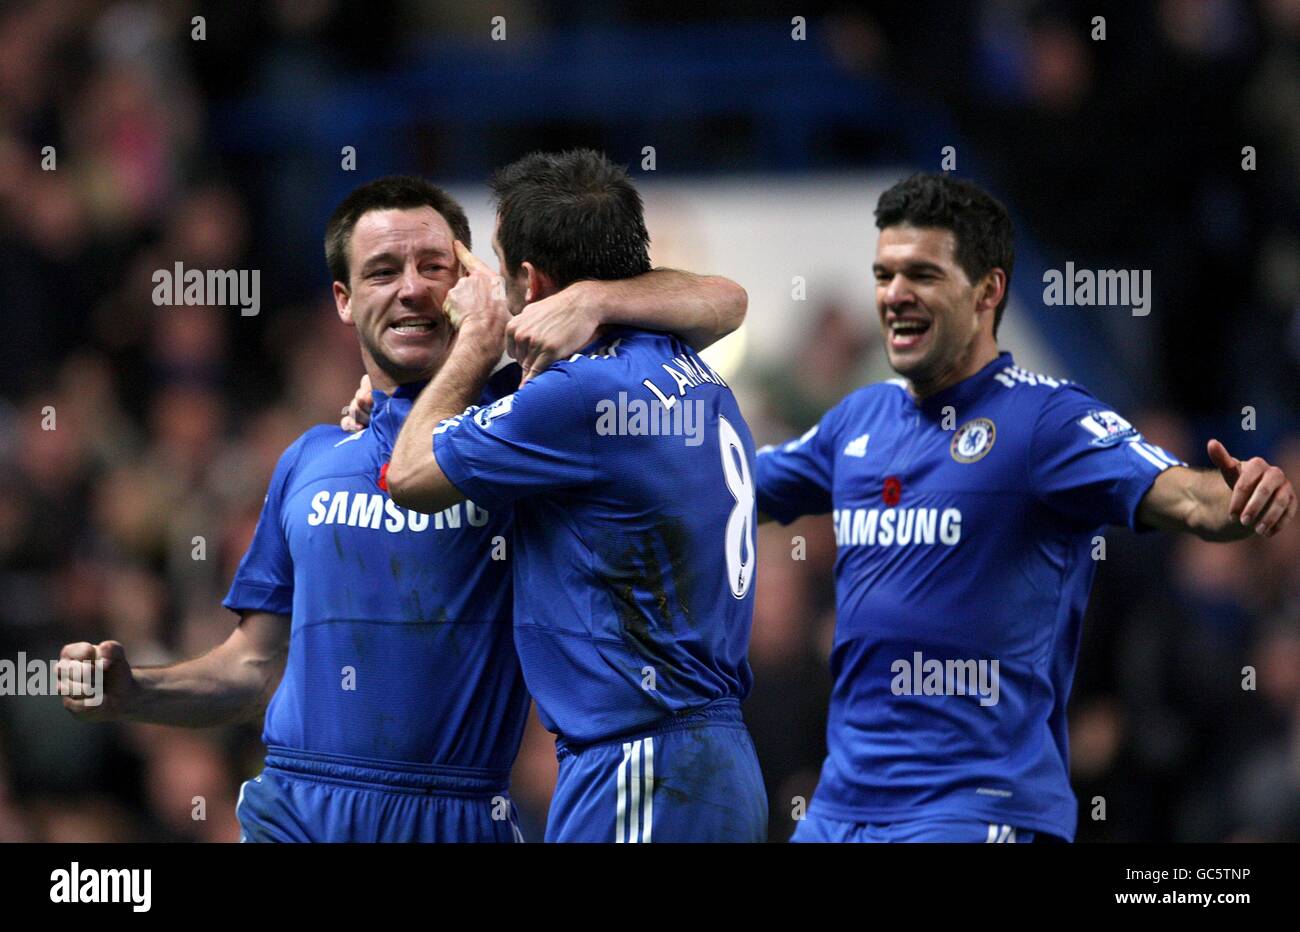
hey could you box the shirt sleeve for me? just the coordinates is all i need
[754,405,840,525]
[221,435,305,617]
[1029,385,1185,530]
[433,366,594,511]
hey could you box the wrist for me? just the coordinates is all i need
[1190,500,1248,541]
[444,331,501,397]
[571,279,606,320]
[453,323,505,365]
[115,669,145,719]
[581,281,623,330]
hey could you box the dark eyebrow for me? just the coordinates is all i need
[360,246,452,271]
[360,251,400,271]
[873,260,946,276]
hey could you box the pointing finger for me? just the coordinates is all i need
[453,240,493,276]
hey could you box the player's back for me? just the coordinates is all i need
[433,327,766,841]
[509,328,756,744]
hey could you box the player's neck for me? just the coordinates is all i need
[362,345,441,394]
[366,365,434,395]
[906,339,1000,401]
[365,366,402,394]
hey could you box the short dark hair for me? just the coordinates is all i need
[324,175,471,284]
[875,173,1015,334]
[489,149,652,289]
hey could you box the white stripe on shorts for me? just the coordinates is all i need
[628,739,641,842]
[615,737,656,843]
[642,738,654,844]
[985,823,1017,843]
[616,741,633,843]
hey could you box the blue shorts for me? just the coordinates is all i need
[236,748,524,843]
[546,698,767,843]
[791,810,1037,843]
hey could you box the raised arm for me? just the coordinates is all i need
[1137,438,1295,541]
[506,268,746,383]
[59,611,289,726]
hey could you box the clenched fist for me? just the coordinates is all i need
[57,640,136,721]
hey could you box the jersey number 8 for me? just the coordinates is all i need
[719,416,755,599]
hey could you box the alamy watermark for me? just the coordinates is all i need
[50,862,151,912]
[1042,262,1150,316]
[152,262,260,316]
[4,652,105,705]
[595,393,706,447]
[890,651,1000,707]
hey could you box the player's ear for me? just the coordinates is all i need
[333,281,354,326]
[522,261,553,304]
[976,269,1005,320]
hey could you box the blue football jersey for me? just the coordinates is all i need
[223,368,529,774]
[433,327,757,745]
[756,352,1183,840]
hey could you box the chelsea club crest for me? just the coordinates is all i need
[951,417,996,463]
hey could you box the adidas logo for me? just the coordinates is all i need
[844,433,870,458]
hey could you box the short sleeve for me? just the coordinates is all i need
[755,406,840,525]
[1029,386,1185,530]
[222,436,305,616]
[433,366,594,511]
